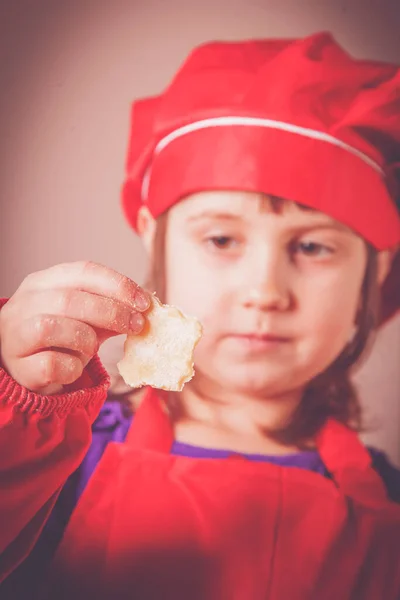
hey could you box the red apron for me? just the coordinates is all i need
[45,389,400,599]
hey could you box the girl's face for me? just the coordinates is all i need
[162,191,368,397]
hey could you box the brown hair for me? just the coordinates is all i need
[143,211,380,447]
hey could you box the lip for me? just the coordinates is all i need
[227,333,292,352]
[234,333,290,341]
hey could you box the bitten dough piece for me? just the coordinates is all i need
[117,295,203,392]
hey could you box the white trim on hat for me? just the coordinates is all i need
[141,116,383,200]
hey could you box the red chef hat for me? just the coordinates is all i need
[122,31,400,323]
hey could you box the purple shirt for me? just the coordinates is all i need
[2,398,400,599]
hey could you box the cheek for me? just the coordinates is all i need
[301,265,364,351]
[165,241,223,322]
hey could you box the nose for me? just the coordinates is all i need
[241,253,292,312]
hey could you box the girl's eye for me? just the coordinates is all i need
[207,236,237,250]
[294,240,333,257]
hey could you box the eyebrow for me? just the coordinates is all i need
[186,211,243,222]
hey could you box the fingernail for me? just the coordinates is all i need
[134,290,150,311]
[129,312,145,333]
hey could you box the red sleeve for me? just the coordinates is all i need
[0,299,111,581]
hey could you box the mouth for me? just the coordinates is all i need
[237,333,290,341]
[226,333,292,352]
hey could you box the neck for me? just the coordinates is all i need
[168,372,309,455]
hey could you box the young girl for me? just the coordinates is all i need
[0,31,399,600]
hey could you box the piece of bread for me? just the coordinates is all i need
[117,295,202,392]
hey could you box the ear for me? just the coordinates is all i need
[376,248,397,286]
[137,206,156,255]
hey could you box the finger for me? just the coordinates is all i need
[94,310,146,345]
[8,315,99,359]
[11,351,84,392]
[9,290,146,336]
[18,261,150,312]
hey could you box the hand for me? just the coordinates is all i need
[0,261,150,394]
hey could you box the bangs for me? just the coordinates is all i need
[258,194,318,214]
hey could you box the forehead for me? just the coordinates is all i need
[170,190,337,225]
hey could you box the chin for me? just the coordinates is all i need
[206,363,300,397]
[229,378,291,397]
